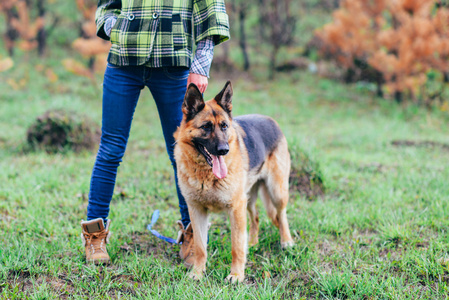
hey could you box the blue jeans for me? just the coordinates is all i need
[87,64,190,227]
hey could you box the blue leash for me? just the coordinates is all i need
[147,210,178,244]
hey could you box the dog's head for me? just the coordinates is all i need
[175,81,234,179]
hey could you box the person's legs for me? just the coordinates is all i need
[87,64,145,221]
[145,67,190,227]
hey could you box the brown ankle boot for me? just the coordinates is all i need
[81,218,111,264]
[176,221,194,268]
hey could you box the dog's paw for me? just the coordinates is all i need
[248,237,259,247]
[225,274,244,283]
[188,267,205,281]
[188,270,203,281]
[281,240,295,248]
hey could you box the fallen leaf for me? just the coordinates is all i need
[45,68,58,83]
[62,58,93,79]
[0,57,14,72]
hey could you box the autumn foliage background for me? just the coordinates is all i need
[0,0,448,107]
[316,0,449,105]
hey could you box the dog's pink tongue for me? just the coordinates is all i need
[211,155,227,179]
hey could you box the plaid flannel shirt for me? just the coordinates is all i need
[96,0,230,68]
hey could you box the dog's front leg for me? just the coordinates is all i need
[226,198,247,283]
[187,203,209,280]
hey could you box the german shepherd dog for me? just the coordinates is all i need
[174,81,294,283]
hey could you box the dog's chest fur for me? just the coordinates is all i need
[177,152,247,212]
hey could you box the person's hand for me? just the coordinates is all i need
[187,73,208,93]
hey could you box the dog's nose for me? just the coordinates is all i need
[217,144,229,156]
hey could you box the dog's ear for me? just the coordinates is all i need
[214,81,233,117]
[183,83,205,121]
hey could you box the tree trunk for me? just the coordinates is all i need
[37,29,46,56]
[269,45,279,80]
[37,0,46,56]
[257,0,267,42]
[376,82,383,98]
[439,72,448,104]
[375,70,384,97]
[238,7,250,71]
[394,91,403,103]
[5,9,18,56]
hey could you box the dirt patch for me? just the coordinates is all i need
[415,241,430,248]
[391,140,449,151]
[48,277,76,299]
[289,145,325,200]
[357,162,393,174]
[275,57,310,72]
[6,270,76,298]
[124,231,179,262]
[5,267,144,298]
[318,241,334,257]
[8,269,31,279]
[289,168,325,199]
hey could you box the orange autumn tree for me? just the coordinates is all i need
[0,0,46,56]
[316,0,449,104]
[63,0,110,80]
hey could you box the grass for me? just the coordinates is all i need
[2,48,449,298]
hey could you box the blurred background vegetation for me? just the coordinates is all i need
[0,0,449,105]
[1,0,448,107]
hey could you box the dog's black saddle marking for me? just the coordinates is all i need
[234,114,283,170]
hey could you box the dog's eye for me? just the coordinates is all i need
[221,123,228,130]
[201,123,212,130]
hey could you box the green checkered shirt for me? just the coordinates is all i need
[96,0,230,68]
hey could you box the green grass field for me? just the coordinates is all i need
[1,52,449,299]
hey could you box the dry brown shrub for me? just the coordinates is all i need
[315,0,449,105]
[27,109,100,153]
[64,0,110,81]
[289,145,325,200]
[0,0,46,55]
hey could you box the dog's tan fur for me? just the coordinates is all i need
[174,82,294,283]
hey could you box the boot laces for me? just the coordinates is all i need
[84,231,108,254]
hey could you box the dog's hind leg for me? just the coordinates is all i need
[262,139,295,248]
[260,182,279,228]
[247,182,260,247]
[262,179,295,248]
[187,203,209,280]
